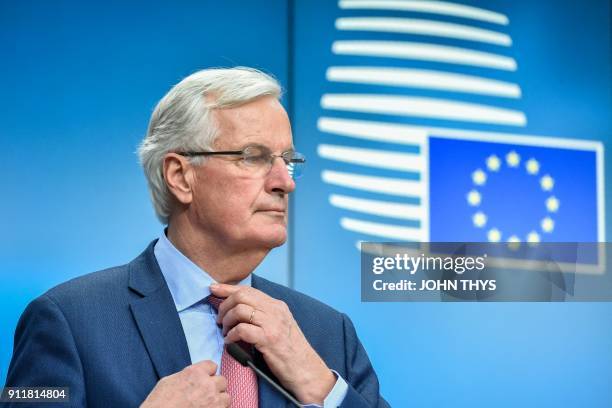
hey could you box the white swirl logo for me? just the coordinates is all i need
[315,0,604,266]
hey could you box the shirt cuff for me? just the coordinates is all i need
[302,370,348,408]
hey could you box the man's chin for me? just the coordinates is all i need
[252,227,287,249]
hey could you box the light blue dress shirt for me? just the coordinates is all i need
[154,232,348,407]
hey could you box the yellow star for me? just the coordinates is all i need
[541,217,555,233]
[540,175,554,191]
[507,235,521,250]
[527,231,541,243]
[525,158,540,175]
[466,190,481,206]
[546,196,560,212]
[487,228,501,242]
[486,155,501,172]
[473,211,487,228]
[506,150,520,167]
[472,169,487,185]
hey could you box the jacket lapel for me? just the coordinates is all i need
[128,242,192,379]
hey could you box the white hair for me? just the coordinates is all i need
[138,67,282,224]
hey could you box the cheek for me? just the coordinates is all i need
[199,181,261,223]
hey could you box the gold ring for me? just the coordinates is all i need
[249,309,256,325]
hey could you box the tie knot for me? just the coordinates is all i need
[207,294,225,312]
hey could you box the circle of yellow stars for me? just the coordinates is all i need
[466,150,560,245]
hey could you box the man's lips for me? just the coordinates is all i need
[257,208,286,215]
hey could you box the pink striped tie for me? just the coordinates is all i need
[207,294,259,408]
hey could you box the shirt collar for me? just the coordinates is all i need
[154,231,252,312]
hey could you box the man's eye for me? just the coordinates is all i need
[243,153,268,166]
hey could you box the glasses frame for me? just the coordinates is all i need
[176,146,306,177]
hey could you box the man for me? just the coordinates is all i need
[6,67,389,407]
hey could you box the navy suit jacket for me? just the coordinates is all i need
[6,242,389,407]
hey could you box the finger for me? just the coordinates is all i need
[209,283,241,298]
[221,304,265,335]
[212,286,256,323]
[217,287,271,324]
[214,375,227,392]
[221,392,231,407]
[224,322,265,345]
[192,360,217,376]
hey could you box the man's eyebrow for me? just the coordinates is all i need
[236,142,269,151]
[236,143,295,152]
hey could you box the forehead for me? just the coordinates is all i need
[213,96,293,149]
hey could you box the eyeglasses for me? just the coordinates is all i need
[177,144,306,179]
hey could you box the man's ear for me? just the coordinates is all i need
[163,153,194,205]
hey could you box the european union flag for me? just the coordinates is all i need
[428,135,602,244]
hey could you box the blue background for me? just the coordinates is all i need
[2,1,611,407]
[292,1,611,407]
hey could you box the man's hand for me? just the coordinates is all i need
[140,360,229,408]
[210,284,336,405]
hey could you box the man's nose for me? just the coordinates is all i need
[265,157,296,194]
